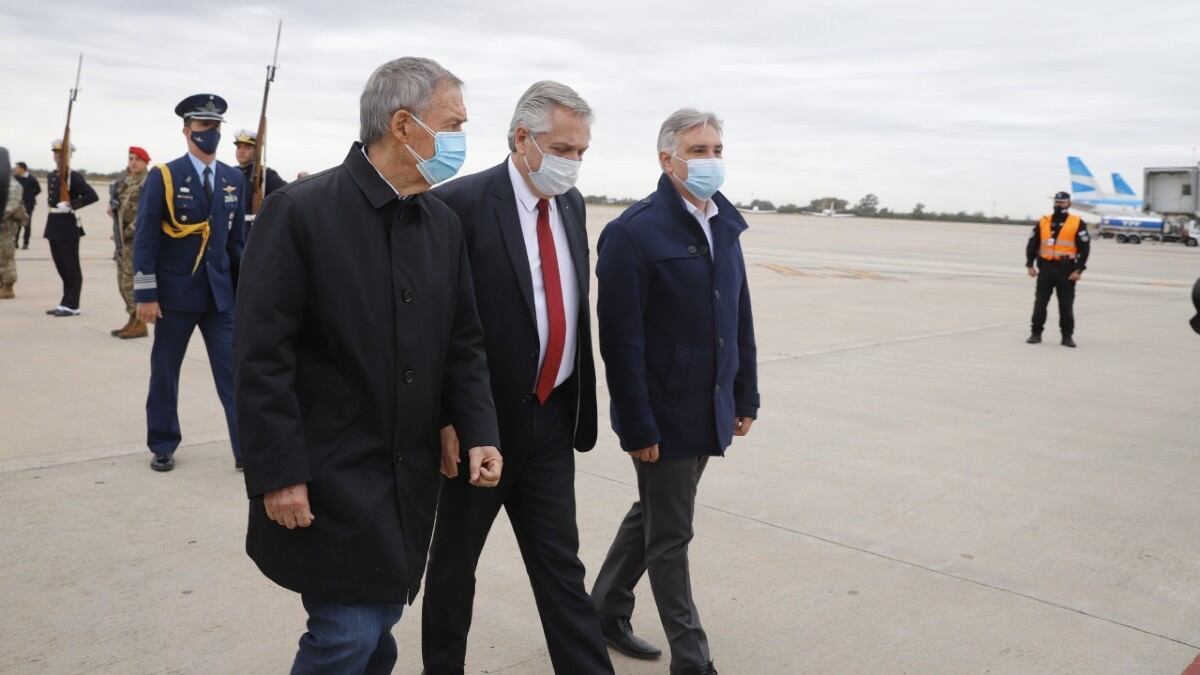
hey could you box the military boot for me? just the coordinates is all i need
[111,312,135,336]
[0,284,13,299]
[119,318,148,339]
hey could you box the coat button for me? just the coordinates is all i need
[521,394,532,404]
[714,289,721,300]
[401,289,413,303]
[529,350,538,360]
[717,337,725,347]
[403,369,416,384]
[699,245,709,255]
[687,244,698,255]
[395,454,404,464]
[715,384,721,393]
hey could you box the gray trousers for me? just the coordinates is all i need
[592,455,710,671]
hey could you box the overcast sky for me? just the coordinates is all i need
[2,0,1197,217]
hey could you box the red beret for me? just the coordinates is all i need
[128,146,151,162]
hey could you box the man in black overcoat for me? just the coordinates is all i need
[234,56,502,675]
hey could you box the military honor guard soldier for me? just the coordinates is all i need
[132,93,246,472]
[232,129,286,208]
[45,139,99,316]
[110,146,151,339]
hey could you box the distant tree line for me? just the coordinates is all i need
[582,192,1035,225]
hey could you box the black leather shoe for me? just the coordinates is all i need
[601,617,661,660]
[672,662,718,675]
[234,459,244,471]
[1062,336,1077,348]
[1026,333,1042,344]
[150,454,175,472]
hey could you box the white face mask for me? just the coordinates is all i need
[523,135,580,196]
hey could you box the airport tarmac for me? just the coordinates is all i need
[2,201,1198,674]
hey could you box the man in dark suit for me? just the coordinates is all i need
[590,109,760,675]
[132,93,245,472]
[13,162,40,249]
[422,81,613,675]
[44,140,99,316]
[235,57,502,675]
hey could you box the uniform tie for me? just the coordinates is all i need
[203,166,213,204]
[534,198,566,404]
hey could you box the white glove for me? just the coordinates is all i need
[53,201,73,213]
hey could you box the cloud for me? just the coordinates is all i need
[2,0,1197,217]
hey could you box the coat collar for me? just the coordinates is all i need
[654,172,748,237]
[345,142,403,210]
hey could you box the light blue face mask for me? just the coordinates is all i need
[405,114,467,185]
[673,154,725,201]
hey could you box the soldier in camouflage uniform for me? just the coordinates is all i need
[111,147,151,338]
[0,176,27,299]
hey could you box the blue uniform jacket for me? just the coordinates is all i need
[596,173,760,459]
[132,154,246,312]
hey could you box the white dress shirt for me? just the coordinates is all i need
[187,152,217,199]
[507,157,579,388]
[680,195,718,256]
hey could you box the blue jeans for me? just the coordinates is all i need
[290,596,405,675]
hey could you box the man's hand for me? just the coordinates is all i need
[734,416,755,437]
[136,301,162,324]
[440,424,460,479]
[467,446,502,487]
[263,483,315,529]
[1068,271,1082,281]
[630,444,660,463]
[1027,266,1038,277]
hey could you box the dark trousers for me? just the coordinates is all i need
[15,205,33,247]
[146,306,239,459]
[422,385,613,675]
[592,455,711,673]
[290,596,405,675]
[1031,262,1076,337]
[48,237,82,310]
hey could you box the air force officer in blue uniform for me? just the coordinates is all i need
[590,109,759,675]
[133,94,246,472]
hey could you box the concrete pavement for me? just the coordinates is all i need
[2,203,1198,674]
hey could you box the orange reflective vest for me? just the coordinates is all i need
[1038,214,1080,261]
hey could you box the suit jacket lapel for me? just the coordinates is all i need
[490,164,537,327]
[555,193,588,297]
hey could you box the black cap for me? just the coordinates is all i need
[175,93,227,122]
[1054,191,1071,200]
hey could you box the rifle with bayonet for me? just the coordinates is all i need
[58,54,83,206]
[249,20,282,217]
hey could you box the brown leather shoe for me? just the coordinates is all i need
[111,313,135,336]
[118,319,148,339]
[0,284,14,300]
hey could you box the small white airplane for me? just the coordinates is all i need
[799,200,856,218]
[738,204,777,214]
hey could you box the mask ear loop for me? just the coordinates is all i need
[402,112,438,164]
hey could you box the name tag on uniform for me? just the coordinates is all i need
[224,194,238,204]
[180,187,190,193]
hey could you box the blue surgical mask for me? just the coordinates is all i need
[189,126,221,155]
[405,114,466,185]
[673,154,725,201]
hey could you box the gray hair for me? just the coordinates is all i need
[656,109,723,154]
[506,81,594,151]
[359,57,463,146]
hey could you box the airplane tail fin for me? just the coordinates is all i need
[1112,172,1137,196]
[1068,156,1102,195]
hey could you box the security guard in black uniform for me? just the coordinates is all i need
[1026,191,1090,347]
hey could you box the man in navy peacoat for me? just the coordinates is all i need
[591,109,759,675]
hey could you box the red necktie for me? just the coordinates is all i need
[535,198,566,404]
